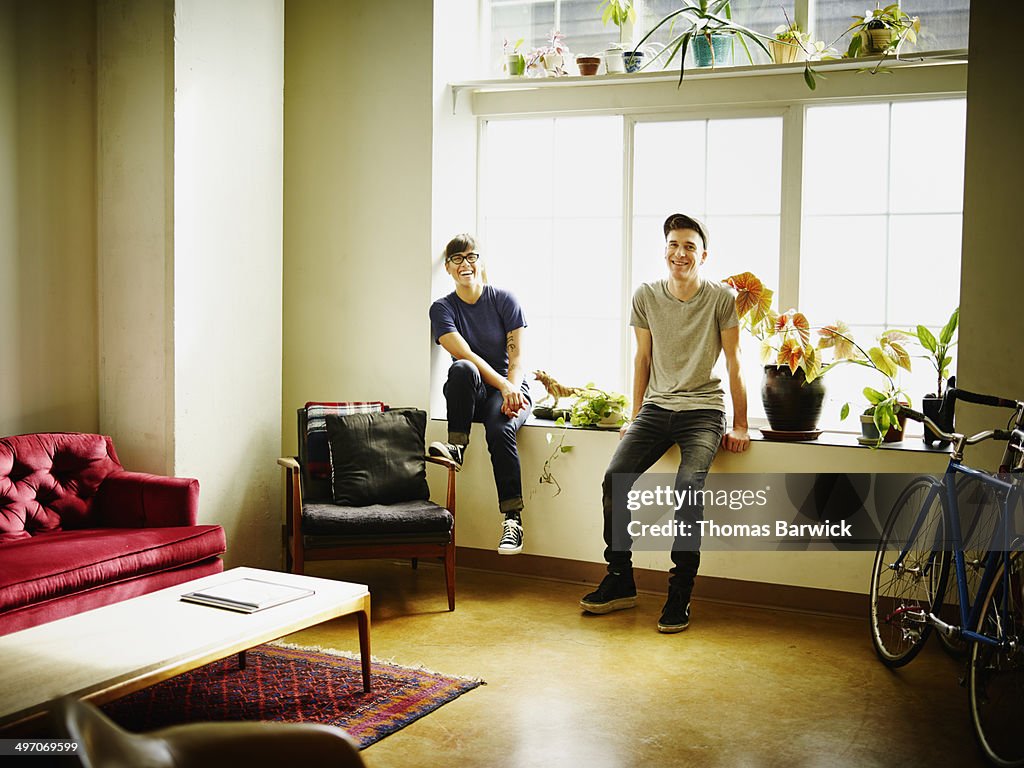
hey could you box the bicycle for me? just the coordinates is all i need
[868,386,1024,766]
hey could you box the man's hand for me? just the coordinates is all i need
[501,387,527,418]
[619,420,631,440]
[722,427,750,453]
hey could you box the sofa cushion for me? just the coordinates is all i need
[0,433,123,542]
[0,526,226,615]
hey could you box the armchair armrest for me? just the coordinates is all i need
[425,455,457,516]
[96,471,201,528]
[278,457,300,471]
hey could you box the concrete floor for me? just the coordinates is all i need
[290,559,987,768]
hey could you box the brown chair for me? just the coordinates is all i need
[53,695,365,768]
[279,402,458,610]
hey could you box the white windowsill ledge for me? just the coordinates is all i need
[449,49,968,113]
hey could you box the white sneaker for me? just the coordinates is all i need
[498,517,523,555]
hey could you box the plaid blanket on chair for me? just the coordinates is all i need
[305,401,386,481]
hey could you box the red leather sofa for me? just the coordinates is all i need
[0,432,226,635]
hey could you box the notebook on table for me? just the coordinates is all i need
[181,578,315,613]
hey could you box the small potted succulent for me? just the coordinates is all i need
[845,3,921,57]
[503,37,526,77]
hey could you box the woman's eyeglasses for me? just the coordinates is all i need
[447,252,480,265]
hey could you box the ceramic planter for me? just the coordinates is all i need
[541,52,564,75]
[576,56,601,76]
[623,50,644,73]
[769,39,804,64]
[504,53,525,77]
[860,411,907,444]
[692,34,732,68]
[761,365,826,432]
[603,46,626,74]
[922,395,953,447]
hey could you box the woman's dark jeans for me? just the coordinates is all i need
[602,403,727,590]
[444,359,532,514]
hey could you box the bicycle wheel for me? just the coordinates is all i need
[969,551,1024,767]
[869,476,949,667]
[937,475,1001,657]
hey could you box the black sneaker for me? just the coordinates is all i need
[658,587,691,633]
[579,572,637,614]
[498,517,523,555]
[428,442,464,470]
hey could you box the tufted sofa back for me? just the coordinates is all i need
[0,433,124,543]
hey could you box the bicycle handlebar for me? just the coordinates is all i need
[900,404,1019,447]
[945,386,1019,411]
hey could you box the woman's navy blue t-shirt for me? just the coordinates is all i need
[429,285,527,377]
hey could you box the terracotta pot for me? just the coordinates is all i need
[761,366,826,432]
[576,56,600,76]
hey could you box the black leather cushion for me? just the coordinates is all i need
[326,409,429,506]
[302,499,453,537]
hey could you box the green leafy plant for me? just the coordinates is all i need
[599,0,636,32]
[538,417,573,495]
[570,386,629,427]
[503,37,526,76]
[634,0,772,86]
[835,328,914,444]
[845,3,921,58]
[910,307,958,398]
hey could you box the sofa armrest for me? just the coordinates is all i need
[95,471,201,528]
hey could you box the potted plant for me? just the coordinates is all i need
[909,307,958,446]
[770,20,809,64]
[598,0,634,73]
[570,385,630,428]
[834,329,915,446]
[725,272,856,435]
[844,3,921,57]
[503,37,526,77]
[527,30,571,77]
[633,0,772,85]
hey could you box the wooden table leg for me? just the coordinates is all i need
[238,650,247,669]
[357,595,371,693]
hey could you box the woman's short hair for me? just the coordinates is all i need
[444,234,478,261]
[662,214,709,250]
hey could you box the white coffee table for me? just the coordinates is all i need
[0,567,371,732]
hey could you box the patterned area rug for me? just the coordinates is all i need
[101,642,483,748]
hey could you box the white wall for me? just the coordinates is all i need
[97,0,174,473]
[0,0,98,437]
[173,0,284,566]
[282,0,435,455]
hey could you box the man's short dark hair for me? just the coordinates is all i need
[663,214,708,249]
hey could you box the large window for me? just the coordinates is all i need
[478,97,966,431]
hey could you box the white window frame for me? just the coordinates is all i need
[463,57,967,428]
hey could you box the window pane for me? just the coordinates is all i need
[812,1,969,54]
[803,103,889,215]
[800,214,887,324]
[490,1,555,73]
[483,115,625,395]
[704,215,780,290]
[707,117,782,215]
[887,214,962,327]
[633,121,707,217]
[554,117,622,218]
[890,99,966,213]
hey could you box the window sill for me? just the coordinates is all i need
[450,49,968,113]
[517,416,952,454]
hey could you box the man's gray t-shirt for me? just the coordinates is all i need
[630,278,739,412]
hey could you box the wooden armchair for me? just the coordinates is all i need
[279,402,458,610]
